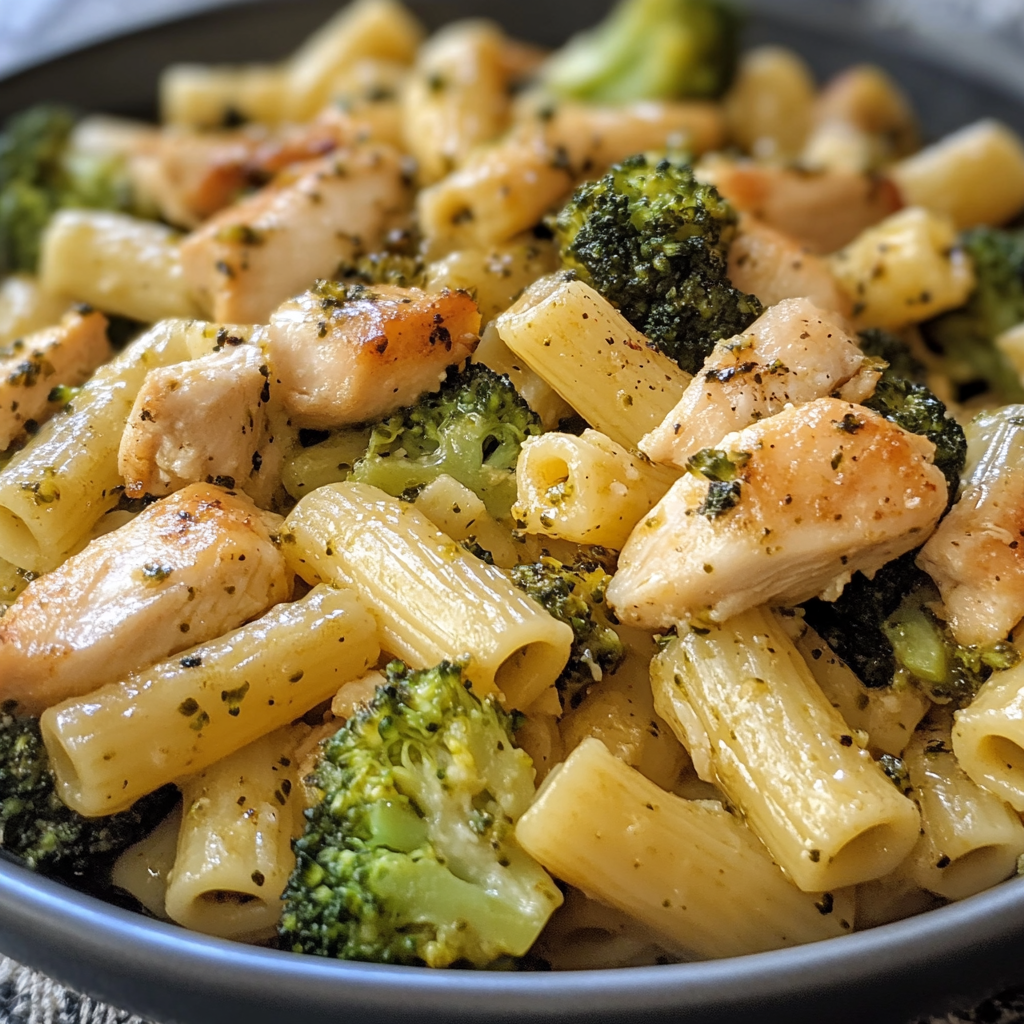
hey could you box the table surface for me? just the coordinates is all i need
[4,0,1024,1022]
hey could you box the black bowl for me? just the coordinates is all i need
[2,3,1024,1021]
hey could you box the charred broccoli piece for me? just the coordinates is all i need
[862,377,967,504]
[0,105,137,275]
[0,711,175,877]
[542,0,740,102]
[279,660,561,967]
[857,328,927,384]
[510,556,625,708]
[556,154,762,374]
[921,226,1024,403]
[350,362,542,519]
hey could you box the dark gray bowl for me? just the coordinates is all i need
[2,2,1024,1022]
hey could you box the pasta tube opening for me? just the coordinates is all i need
[979,735,1024,782]
[0,508,39,572]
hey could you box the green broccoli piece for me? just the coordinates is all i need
[541,0,740,103]
[862,377,966,504]
[556,154,762,374]
[882,580,1020,706]
[350,362,542,520]
[336,228,426,289]
[0,105,137,275]
[921,226,1024,403]
[857,328,927,384]
[510,556,625,709]
[279,660,561,967]
[0,711,175,876]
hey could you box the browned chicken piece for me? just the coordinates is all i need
[608,398,947,629]
[640,298,877,468]
[727,216,855,318]
[697,155,902,254]
[0,483,292,714]
[179,144,414,324]
[401,21,516,186]
[118,343,271,503]
[268,282,480,427]
[133,108,362,228]
[917,410,1024,646]
[0,307,110,451]
[419,100,726,250]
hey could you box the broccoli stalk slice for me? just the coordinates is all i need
[0,712,175,876]
[557,154,762,375]
[280,660,561,967]
[349,362,542,520]
[542,0,741,102]
[921,226,1024,404]
[510,557,625,708]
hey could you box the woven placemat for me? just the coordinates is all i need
[2,952,1024,1024]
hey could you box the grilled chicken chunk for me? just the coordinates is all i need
[180,143,414,324]
[0,484,292,714]
[640,298,878,468]
[727,217,854,317]
[918,409,1024,646]
[609,398,947,628]
[0,307,110,451]
[268,282,480,427]
[119,343,272,503]
[697,156,902,254]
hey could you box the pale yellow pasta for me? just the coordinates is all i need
[110,803,182,920]
[165,728,303,941]
[903,715,1024,902]
[0,319,212,572]
[828,207,975,330]
[514,429,677,550]
[0,275,71,346]
[161,64,287,129]
[953,658,1024,812]
[413,474,521,569]
[789,618,930,758]
[285,0,424,121]
[281,481,572,708]
[854,862,940,931]
[39,210,202,323]
[471,323,572,430]
[648,644,715,784]
[655,608,921,891]
[890,120,1024,229]
[41,585,379,817]
[280,427,372,502]
[516,738,856,960]
[495,276,691,450]
[724,46,816,161]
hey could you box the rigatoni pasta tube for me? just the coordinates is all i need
[0,319,239,572]
[660,607,920,891]
[282,481,572,708]
[495,275,691,450]
[165,728,303,941]
[516,738,855,960]
[514,430,677,550]
[953,659,1024,812]
[110,803,182,920]
[904,714,1024,902]
[41,585,378,817]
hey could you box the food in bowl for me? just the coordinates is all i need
[2,0,1024,973]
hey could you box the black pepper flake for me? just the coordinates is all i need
[251,870,265,887]
[180,654,203,669]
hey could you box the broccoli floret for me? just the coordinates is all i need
[883,580,1020,706]
[862,377,966,504]
[350,362,542,520]
[921,226,1024,403]
[0,711,175,876]
[857,328,927,384]
[336,228,426,289]
[279,660,561,967]
[541,0,740,103]
[0,105,137,275]
[556,154,762,374]
[510,557,625,708]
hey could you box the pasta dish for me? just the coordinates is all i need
[2,0,1024,972]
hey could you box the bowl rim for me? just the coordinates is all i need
[3,1,1024,1020]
